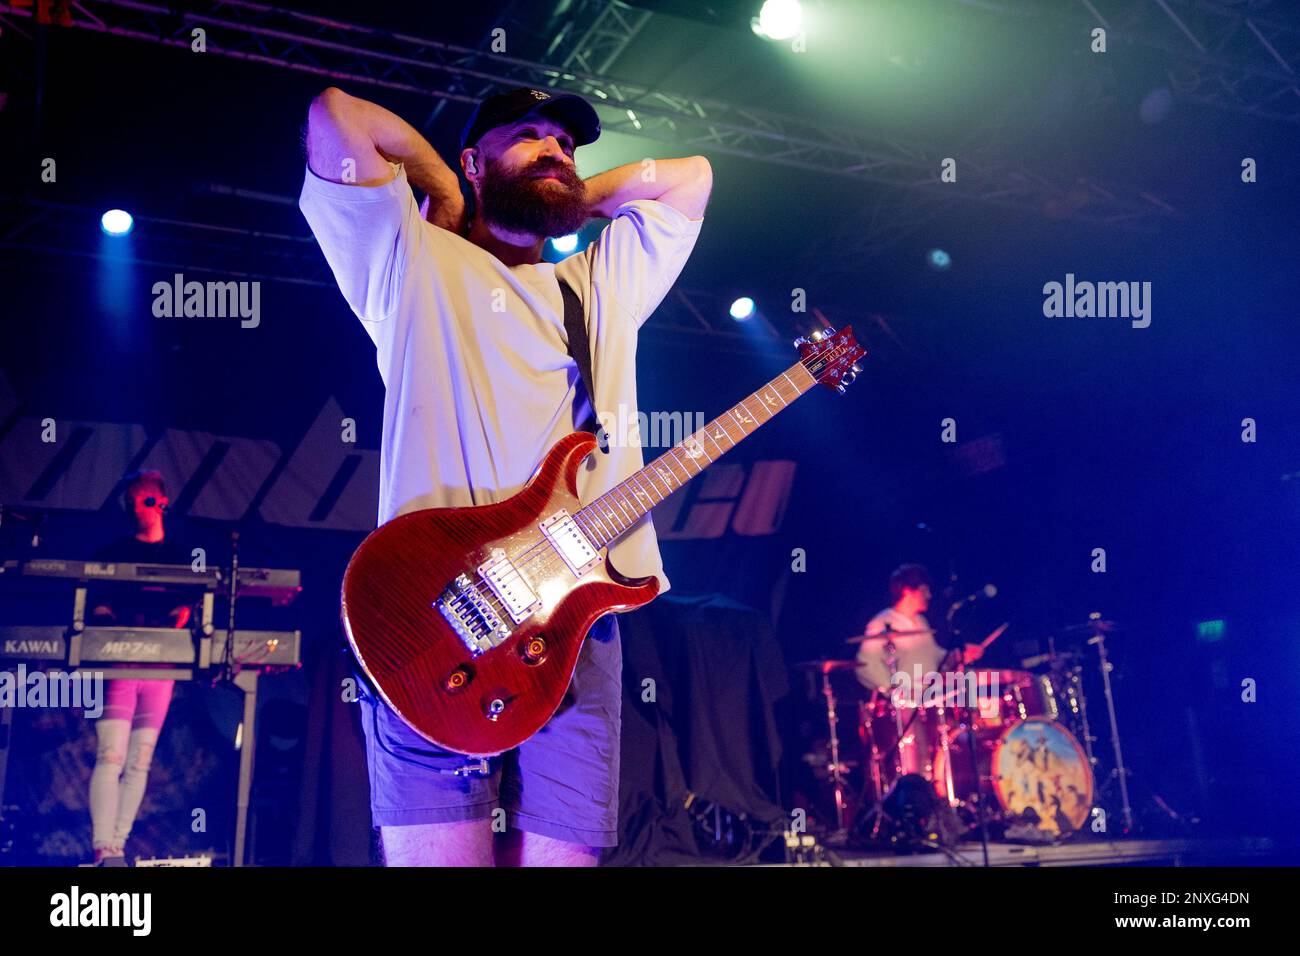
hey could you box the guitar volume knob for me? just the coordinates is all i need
[443,665,473,693]
[520,636,548,665]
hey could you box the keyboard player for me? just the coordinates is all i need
[86,470,192,866]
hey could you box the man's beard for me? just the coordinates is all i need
[478,156,588,239]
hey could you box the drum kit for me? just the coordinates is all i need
[798,613,1129,849]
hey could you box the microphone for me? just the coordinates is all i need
[948,583,997,616]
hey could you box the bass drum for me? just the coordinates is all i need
[932,718,1094,838]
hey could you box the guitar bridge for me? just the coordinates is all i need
[436,574,510,655]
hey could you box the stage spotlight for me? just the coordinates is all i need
[751,0,802,41]
[551,233,579,254]
[729,296,756,321]
[927,248,951,271]
[100,209,134,237]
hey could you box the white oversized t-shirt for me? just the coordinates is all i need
[299,161,703,591]
[855,607,945,692]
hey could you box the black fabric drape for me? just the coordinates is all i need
[609,593,789,865]
[292,593,789,866]
[292,645,372,865]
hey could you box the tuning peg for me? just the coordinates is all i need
[796,327,840,348]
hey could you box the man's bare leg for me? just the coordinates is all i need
[379,819,494,866]
[495,827,602,867]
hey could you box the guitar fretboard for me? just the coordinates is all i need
[573,359,820,549]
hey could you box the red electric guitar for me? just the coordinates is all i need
[341,327,865,755]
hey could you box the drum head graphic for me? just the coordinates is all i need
[992,719,1094,836]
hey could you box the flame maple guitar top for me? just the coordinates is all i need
[341,432,659,756]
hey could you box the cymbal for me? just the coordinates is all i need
[795,659,860,673]
[844,628,935,644]
[1021,649,1083,669]
[1063,618,1118,634]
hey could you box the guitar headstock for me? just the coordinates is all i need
[795,326,866,394]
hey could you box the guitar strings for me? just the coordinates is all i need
[451,356,835,623]
[449,351,845,624]
[468,374,806,594]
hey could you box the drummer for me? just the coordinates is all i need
[855,564,986,780]
[856,564,985,692]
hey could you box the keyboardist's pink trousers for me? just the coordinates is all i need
[90,679,174,851]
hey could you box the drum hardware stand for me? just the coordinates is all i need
[945,597,993,863]
[1058,617,1185,836]
[1084,616,1135,834]
[853,687,928,846]
[854,634,901,844]
[815,664,852,844]
[1073,668,1097,770]
[850,630,924,848]
[950,650,992,866]
[857,696,886,842]
[935,705,957,808]
[1047,638,1097,770]
[1040,641,1109,839]
[873,634,925,845]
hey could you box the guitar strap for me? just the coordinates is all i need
[559,278,599,434]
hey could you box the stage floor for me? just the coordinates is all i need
[766,837,1283,867]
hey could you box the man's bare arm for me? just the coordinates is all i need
[584,156,712,221]
[305,87,467,234]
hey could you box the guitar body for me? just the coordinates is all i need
[341,432,659,757]
[342,325,864,757]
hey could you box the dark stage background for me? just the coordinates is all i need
[1,1,1298,863]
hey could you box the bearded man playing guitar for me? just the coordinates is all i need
[299,85,711,866]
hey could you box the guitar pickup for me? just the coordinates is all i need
[476,549,542,624]
[539,510,601,577]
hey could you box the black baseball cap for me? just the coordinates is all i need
[460,87,601,152]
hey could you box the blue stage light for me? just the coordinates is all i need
[100,209,134,236]
[729,296,756,321]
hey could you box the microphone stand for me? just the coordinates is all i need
[947,607,991,867]
[1087,618,1135,834]
[217,530,241,687]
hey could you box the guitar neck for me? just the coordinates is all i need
[574,359,819,549]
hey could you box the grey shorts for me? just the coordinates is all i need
[356,615,623,848]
